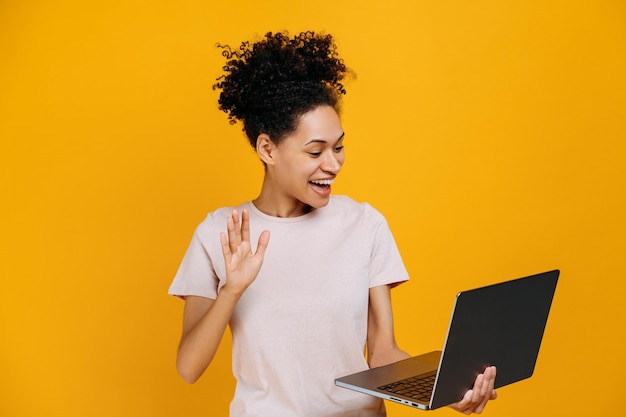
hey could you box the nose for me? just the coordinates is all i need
[321,150,343,174]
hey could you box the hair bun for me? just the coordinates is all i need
[213,31,352,147]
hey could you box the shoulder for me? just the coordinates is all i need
[328,195,387,224]
[193,203,247,237]
[329,195,375,212]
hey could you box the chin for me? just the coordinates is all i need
[307,197,331,210]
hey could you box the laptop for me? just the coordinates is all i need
[335,269,559,410]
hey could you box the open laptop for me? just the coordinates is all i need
[335,269,559,410]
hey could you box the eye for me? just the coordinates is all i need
[334,145,344,153]
[308,152,322,157]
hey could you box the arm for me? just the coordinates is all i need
[367,285,497,414]
[176,292,239,383]
[175,208,270,383]
[367,284,411,368]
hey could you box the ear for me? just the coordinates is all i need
[256,134,276,165]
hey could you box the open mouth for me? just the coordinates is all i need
[309,179,334,195]
[309,179,334,187]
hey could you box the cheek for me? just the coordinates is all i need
[279,159,314,182]
[295,159,320,175]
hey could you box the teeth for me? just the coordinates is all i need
[310,179,334,186]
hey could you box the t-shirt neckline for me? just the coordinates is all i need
[246,200,326,223]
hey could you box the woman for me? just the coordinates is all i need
[169,31,496,416]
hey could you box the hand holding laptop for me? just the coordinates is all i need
[336,270,559,411]
[450,366,498,414]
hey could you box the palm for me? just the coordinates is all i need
[220,208,270,295]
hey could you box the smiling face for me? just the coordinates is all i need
[254,105,345,217]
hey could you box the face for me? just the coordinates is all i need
[262,105,345,215]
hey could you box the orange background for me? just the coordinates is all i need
[1,1,625,416]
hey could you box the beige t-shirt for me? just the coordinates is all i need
[169,195,409,416]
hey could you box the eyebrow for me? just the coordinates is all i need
[304,132,345,146]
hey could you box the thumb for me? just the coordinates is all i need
[254,230,270,258]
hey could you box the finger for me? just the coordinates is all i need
[483,366,498,402]
[226,216,238,254]
[254,230,270,258]
[458,389,474,414]
[474,367,497,414]
[478,370,491,398]
[459,373,484,414]
[231,209,242,245]
[241,208,250,243]
[485,366,496,392]
[471,373,484,405]
[220,232,231,261]
[479,367,496,399]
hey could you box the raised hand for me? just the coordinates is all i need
[219,208,270,296]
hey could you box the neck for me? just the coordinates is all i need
[253,177,312,218]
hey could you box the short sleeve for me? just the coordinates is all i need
[168,215,222,300]
[366,205,410,289]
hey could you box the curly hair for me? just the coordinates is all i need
[213,31,351,148]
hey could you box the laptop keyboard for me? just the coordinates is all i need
[378,372,436,402]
